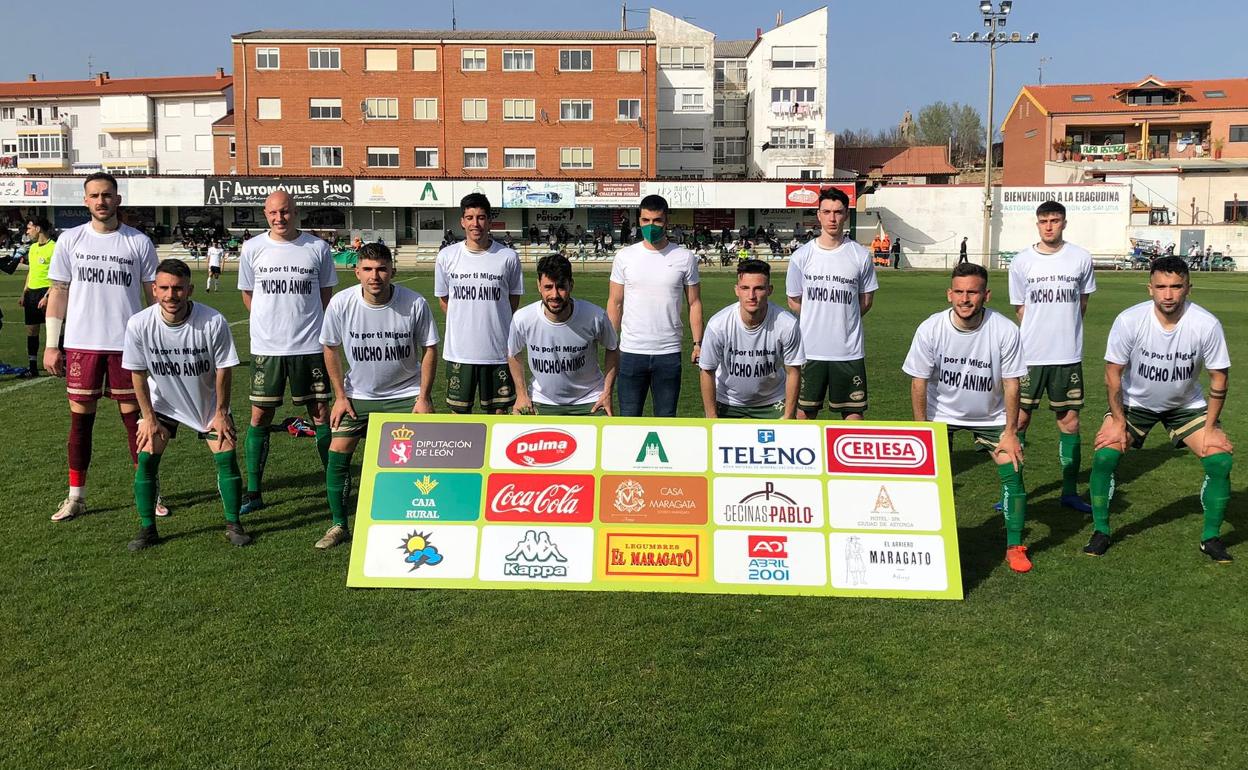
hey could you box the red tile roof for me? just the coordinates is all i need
[836,145,958,177]
[0,73,232,99]
[1019,76,1248,115]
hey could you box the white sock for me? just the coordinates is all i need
[69,485,85,500]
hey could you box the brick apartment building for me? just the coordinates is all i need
[221,29,657,178]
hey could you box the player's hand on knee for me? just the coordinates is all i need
[1094,419,1129,451]
[1203,427,1234,455]
[329,399,354,430]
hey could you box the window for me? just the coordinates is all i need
[164,102,181,118]
[503,99,535,121]
[461,48,486,71]
[97,133,107,149]
[367,146,400,168]
[659,128,704,152]
[715,59,747,86]
[193,101,211,117]
[194,135,212,152]
[714,137,746,164]
[771,45,817,69]
[714,98,747,127]
[618,147,641,170]
[464,148,488,169]
[0,107,13,121]
[1226,201,1248,222]
[165,135,182,152]
[311,145,343,167]
[462,98,488,121]
[257,98,281,120]
[658,46,706,69]
[617,99,641,120]
[1071,94,1093,102]
[364,97,399,120]
[1204,90,1226,99]
[309,98,342,120]
[365,48,397,71]
[560,147,593,169]
[258,145,282,167]
[1126,90,1177,106]
[414,147,439,168]
[559,49,592,71]
[769,127,816,148]
[228,137,236,158]
[412,98,438,120]
[18,134,66,160]
[502,49,534,71]
[256,48,279,69]
[771,87,816,103]
[1230,125,1248,142]
[560,99,592,121]
[308,48,340,70]
[413,49,437,71]
[679,90,704,112]
[618,49,641,72]
[505,148,536,169]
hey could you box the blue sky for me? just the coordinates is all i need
[6,0,1244,132]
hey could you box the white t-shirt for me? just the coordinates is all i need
[507,299,618,406]
[609,241,700,355]
[237,232,338,356]
[785,238,878,361]
[1105,300,1230,412]
[1007,242,1097,365]
[699,302,805,406]
[320,285,441,400]
[207,246,224,269]
[902,308,1027,427]
[122,302,240,433]
[47,223,157,352]
[433,240,523,364]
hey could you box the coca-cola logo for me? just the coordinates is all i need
[485,474,595,523]
[505,429,577,467]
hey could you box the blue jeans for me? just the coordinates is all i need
[617,351,682,417]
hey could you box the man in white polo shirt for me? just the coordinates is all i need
[607,193,703,417]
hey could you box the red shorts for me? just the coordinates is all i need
[66,349,136,403]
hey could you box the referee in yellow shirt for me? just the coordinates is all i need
[20,216,56,377]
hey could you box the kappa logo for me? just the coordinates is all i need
[748,534,789,559]
[613,479,646,513]
[503,530,568,579]
[635,431,669,463]
[505,429,577,467]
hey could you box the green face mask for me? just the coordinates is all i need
[640,223,666,244]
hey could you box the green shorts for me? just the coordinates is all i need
[1120,406,1208,449]
[798,359,867,415]
[949,424,1006,452]
[446,362,516,413]
[529,402,597,416]
[250,353,331,407]
[1020,363,1084,412]
[716,401,786,419]
[332,397,416,439]
[146,413,228,441]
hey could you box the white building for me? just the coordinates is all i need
[648,9,715,178]
[0,71,232,176]
[745,7,828,179]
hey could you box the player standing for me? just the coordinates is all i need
[507,254,618,416]
[1007,200,1096,512]
[205,240,224,292]
[699,259,804,419]
[1084,256,1234,562]
[434,193,523,414]
[237,190,338,514]
[44,173,158,522]
[122,259,251,551]
[19,216,55,376]
[903,263,1032,573]
[786,187,877,420]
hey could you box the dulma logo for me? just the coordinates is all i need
[505,429,577,467]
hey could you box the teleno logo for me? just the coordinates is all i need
[748,534,789,559]
[826,427,936,477]
[505,429,577,467]
[486,473,595,523]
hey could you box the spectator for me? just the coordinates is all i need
[959,236,969,264]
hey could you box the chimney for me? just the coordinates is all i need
[756,27,762,39]
[215,67,225,79]
[27,73,37,82]
[95,73,105,85]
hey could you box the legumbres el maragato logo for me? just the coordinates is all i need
[825,427,937,477]
[505,429,577,467]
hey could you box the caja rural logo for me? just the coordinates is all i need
[825,427,936,477]
[505,429,577,467]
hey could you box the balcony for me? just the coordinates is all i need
[99,94,154,134]
[101,148,157,174]
[16,125,69,170]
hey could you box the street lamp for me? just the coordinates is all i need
[952,1,1037,266]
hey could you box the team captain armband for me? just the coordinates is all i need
[1209,387,1228,400]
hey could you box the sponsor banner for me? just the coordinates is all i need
[347,415,961,599]
[641,181,716,208]
[204,177,354,207]
[713,530,828,586]
[0,177,50,205]
[600,475,708,525]
[354,179,453,207]
[451,180,503,205]
[1079,143,1128,156]
[502,181,575,209]
[712,477,824,528]
[997,186,1128,216]
[784,183,857,208]
[825,480,941,531]
[828,533,948,592]
[574,180,642,208]
[488,423,598,471]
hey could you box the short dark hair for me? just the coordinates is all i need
[358,242,392,263]
[536,254,573,286]
[818,187,850,209]
[951,261,989,285]
[83,171,118,192]
[460,193,492,216]
[1035,200,1066,218]
[1150,255,1190,279]
[736,259,771,281]
[26,216,52,234]
[156,258,192,280]
[638,194,669,215]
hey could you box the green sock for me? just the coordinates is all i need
[134,451,162,528]
[1016,429,1027,449]
[996,462,1027,546]
[1059,432,1081,497]
[326,450,353,527]
[315,424,331,469]
[1089,447,1122,535]
[1200,453,1233,541]
[245,425,270,495]
[214,451,243,524]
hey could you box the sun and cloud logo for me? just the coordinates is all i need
[398,530,444,571]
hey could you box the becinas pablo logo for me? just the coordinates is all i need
[398,530,443,571]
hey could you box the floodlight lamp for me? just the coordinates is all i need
[951,32,960,42]
[984,18,993,28]
[997,32,1007,41]
[1001,0,1012,12]
[1029,32,1039,42]
[979,0,992,13]
[970,32,981,41]
[1010,31,1021,41]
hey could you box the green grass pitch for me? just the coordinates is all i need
[0,265,1244,768]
